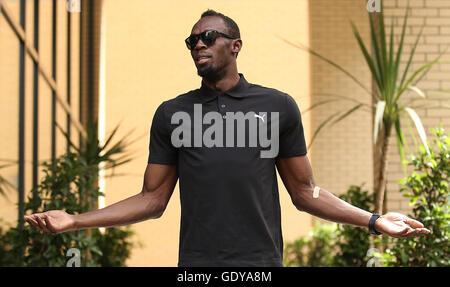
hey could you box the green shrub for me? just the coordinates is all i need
[284,126,449,267]
[0,219,16,265]
[381,126,449,267]
[284,184,375,267]
[0,122,140,267]
[333,184,374,267]
[283,222,337,267]
[0,153,137,267]
[92,226,137,267]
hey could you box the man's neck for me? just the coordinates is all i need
[202,70,240,92]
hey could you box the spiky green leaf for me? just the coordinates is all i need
[404,107,430,154]
[374,101,386,144]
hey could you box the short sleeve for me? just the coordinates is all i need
[147,102,178,165]
[277,94,307,158]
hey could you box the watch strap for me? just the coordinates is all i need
[369,213,382,235]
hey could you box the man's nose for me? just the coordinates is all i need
[194,38,207,50]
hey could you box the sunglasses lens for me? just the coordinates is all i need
[186,35,197,50]
[185,39,192,50]
[202,30,217,46]
[186,31,219,50]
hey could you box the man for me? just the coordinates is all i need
[24,9,430,267]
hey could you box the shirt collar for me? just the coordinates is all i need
[198,73,250,103]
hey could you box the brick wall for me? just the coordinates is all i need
[309,0,450,215]
[309,0,374,198]
[383,0,450,213]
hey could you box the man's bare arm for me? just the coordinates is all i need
[24,163,178,234]
[276,155,372,227]
[276,155,430,238]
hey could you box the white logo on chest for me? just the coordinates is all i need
[254,114,266,122]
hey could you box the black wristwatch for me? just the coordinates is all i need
[369,213,382,235]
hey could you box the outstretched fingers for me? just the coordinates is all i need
[32,213,52,234]
[43,215,57,234]
[403,217,431,236]
[24,215,40,230]
[404,216,424,228]
[399,226,431,238]
[413,227,431,235]
[35,215,49,233]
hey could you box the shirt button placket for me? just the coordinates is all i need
[218,95,227,119]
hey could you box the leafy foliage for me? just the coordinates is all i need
[0,153,137,266]
[284,184,374,267]
[92,226,137,267]
[0,162,17,200]
[283,222,337,267]
[0,121,140,266]
[333,185,374,267]
[381,126,450,266]
[284,127,449,267]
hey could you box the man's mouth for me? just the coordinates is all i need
[196,56,211,65]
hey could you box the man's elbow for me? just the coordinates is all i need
[141,187,169,219]
[291,185,313,212]
[292,199,306,212]
[153,203,167,219]
[290,191,304,212]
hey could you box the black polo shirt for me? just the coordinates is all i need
[147,73,307,267]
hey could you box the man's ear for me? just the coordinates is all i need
[232,39,242,58]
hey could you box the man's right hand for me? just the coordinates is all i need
[24,210,76,234]
[23,164,178,234]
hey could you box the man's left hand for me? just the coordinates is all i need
[374,212,431,238]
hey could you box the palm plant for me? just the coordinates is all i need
[63,120,136,172]
[55,120,143,262]
[56,120,143,206]
[0,122,140,199]
[280,2,449,213]
[0,162,17,200]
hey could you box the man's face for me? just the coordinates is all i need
[189,16,239,78]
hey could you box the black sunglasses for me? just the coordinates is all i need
[185,30,237,50]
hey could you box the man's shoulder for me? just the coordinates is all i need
[246,82,292,108]
[155,89,200,113]
[165,89,199,104]
[248,82,287,95]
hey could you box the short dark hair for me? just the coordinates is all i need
[200,9,240,39]
[200,9,240,57]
